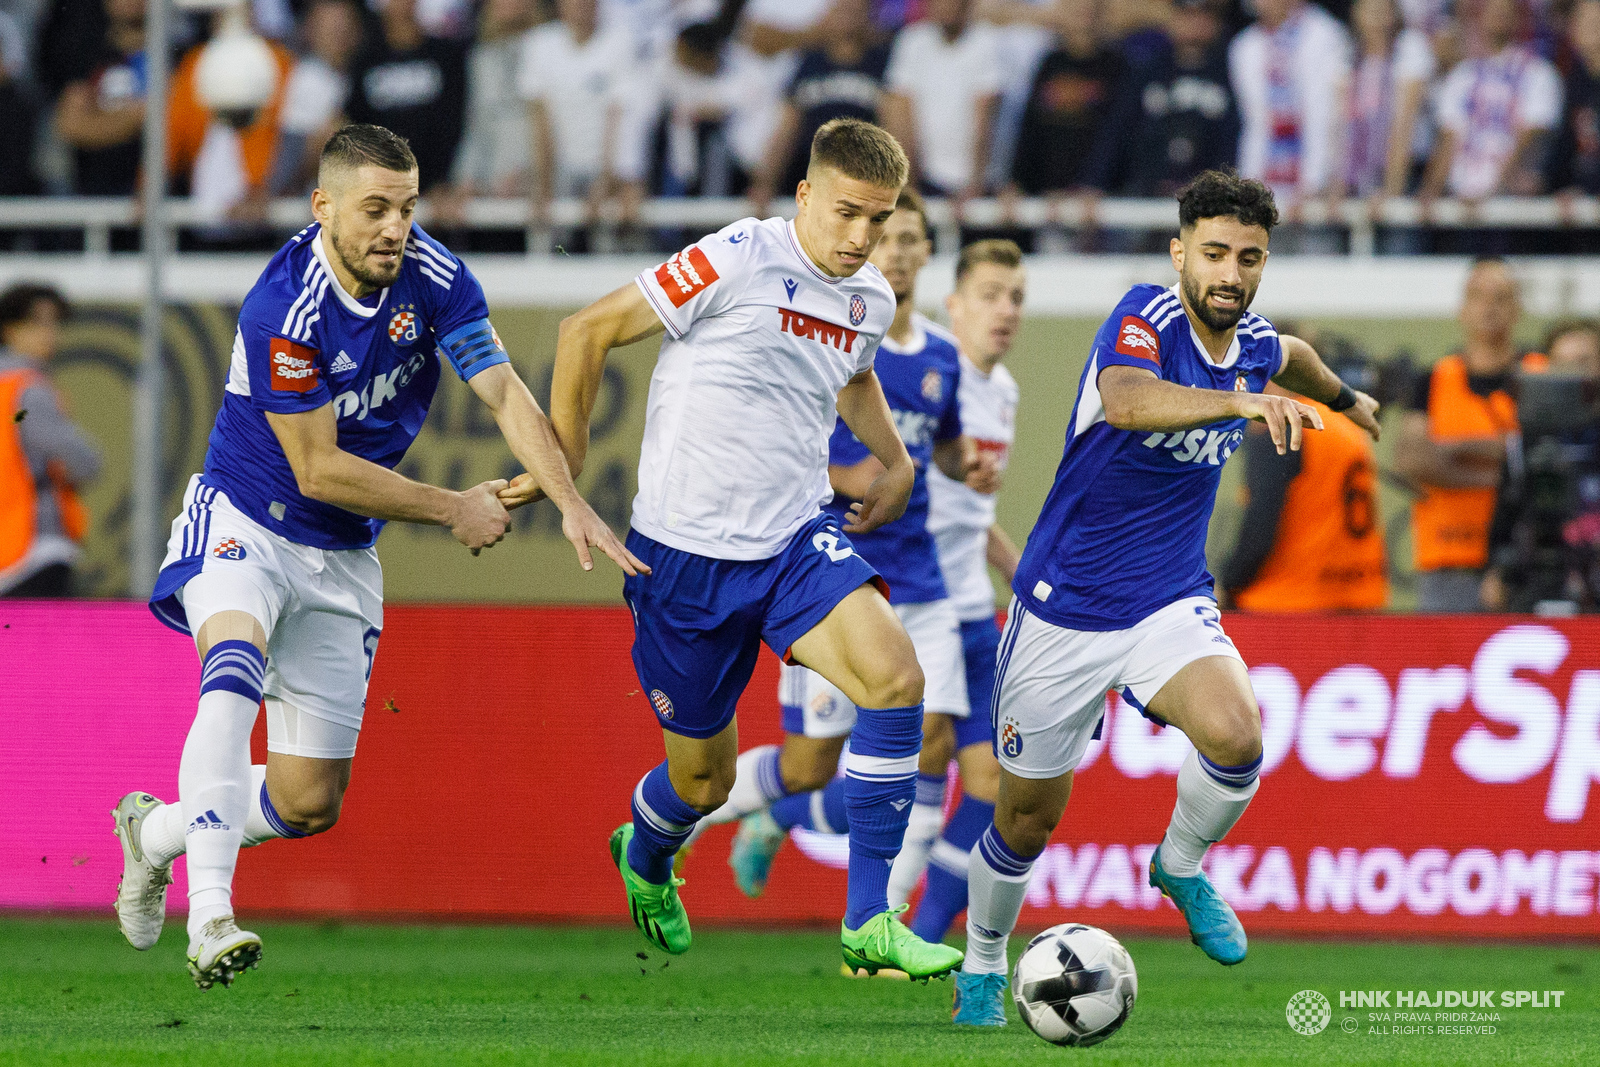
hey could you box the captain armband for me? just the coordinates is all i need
[438,318,511,381]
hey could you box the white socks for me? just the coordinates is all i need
[962,824,1037,975]
[1159,748,1261,876]
[144,765,300,869]
[887,798,944,908]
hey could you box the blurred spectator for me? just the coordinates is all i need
[1337,0,1434,201]
[273,0,363,196]
[37,0,110,100]
[1008,0,1125,195]
[1394,258,1539,612]
[54,0,148,195]
[1546,0,1600,196]
[453,0,538,199]
[731,0,846,193]
[0,9,39,198]
[166,23,295,229]
[346,0,469,196]
[519,0,639,231]
[1229,0,1352,214]
[882,0,1004,203]
[751,0,889,207]
[971,0,1069,192]
[0,284,100,598]
[1220,341,1389,613]
[1423,0,1562,203]
[1481,319,1600,611]
[1084,0,1238,197]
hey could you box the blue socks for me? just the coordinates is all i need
[842,703,923,930]
[910,794,995,942]
[627,762,702,884]
[771,776,849,833]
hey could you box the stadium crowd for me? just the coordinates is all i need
[4,0,1600,250]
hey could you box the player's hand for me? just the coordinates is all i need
[451,480,512,553]
[560,499,651,575]
[844,459,914,535]
[965,451,1002,494]
[1342,390,1382,441]
[497,472,547,510]
[1235,393,1323,455]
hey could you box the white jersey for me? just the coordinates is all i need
[927,354,1018,621]
[633,216,896,559]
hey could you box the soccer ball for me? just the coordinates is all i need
[1011,923,1138,1047]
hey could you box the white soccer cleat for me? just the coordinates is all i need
[111,791,174,950]
[186,916,263,990]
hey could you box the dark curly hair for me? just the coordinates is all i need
[1177,170,1279,233]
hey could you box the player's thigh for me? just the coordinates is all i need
[1123,597,1260,765]
[991,600,1122,782]
[994,765,1074,857]
[196,611,268,657]
[897,599,969,718]
[778,731,848,792]
[788,585,922,708]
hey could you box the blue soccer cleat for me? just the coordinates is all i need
[728,810,786,898]
[952,970,1009,1026]
[1149,845,1247,965]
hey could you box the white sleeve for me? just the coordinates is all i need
[886,31,917,93]
[278,64,326,136]
[1517,58,1564,130]
[635,224,752,339]
[1436,64,1473,135]
[969,26,1004,97]
[515,29,546,101]
[1394,29,1436,85]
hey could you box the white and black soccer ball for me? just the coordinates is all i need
[1011,923,1137,1047]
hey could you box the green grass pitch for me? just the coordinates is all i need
[0,918,1594,1066]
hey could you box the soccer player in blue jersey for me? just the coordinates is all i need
[110,125,642,989]
[951,171,1382,1025]
[549,119,964,980]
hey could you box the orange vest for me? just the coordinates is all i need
[1236,398,1389,612]
[166,43,295,192]
[1411,355,1521,572]
[0,368,88,572]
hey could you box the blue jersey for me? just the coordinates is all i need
[1013,284,1284,630]
[202,223,508,550]
[823,315,962,604]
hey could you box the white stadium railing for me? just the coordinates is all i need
[2,195,1600,259]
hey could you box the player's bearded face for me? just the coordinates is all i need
[321,166,420,292]
[329,214,405,290]
[1180,267,1256,333]
[1176,218,1268,333]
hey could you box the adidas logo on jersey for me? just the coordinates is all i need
[777,308,859,354]
[329,351,358,375]
[1141,427,1245,467]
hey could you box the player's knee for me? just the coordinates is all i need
[1195,700,1262,767]
[674,764,736,813]
[782,749,838,793]
[994,803,1055,858]
[275,787,344,836]
[920,716,956,773]
[862,658,924,709]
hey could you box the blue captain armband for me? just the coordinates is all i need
[438,318,511,381]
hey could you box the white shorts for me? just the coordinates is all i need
[993,595,1244,779]
[779,597,969,738]
[151,475,383,758]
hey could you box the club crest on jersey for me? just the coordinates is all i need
[1000,718,1024,759]
[387,308,418,345]
[212,538,246,560]
[849,294,867,326]
[1235,375,1249,391]
[649,689,675,719]
[921,368,944,402]
[1115,315,1161,365]
[778,308,859,353]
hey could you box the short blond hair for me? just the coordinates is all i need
[808,118,910,190]
[955,239,1023,286]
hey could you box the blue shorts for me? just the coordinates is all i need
[623,512,885,739]
[954,616,1000,750]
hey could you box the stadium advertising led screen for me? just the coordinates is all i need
[3,602,1597,936]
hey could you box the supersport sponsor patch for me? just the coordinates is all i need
[1114,316,1161,365]
[654,247,719,308]
[269,337,321,392]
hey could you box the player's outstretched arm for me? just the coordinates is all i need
[835,369,916,534]
[550,282,664,476]
[469,363,648,575]
[1274,334,1382,441]
[1099,364,1324,455]
[265,404,510,550]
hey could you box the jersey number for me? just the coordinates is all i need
[1342,459,1377,538]
[812,530,856,563]
[362,626,382,681]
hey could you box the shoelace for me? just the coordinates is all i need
[200,916,241,941]
[641,875,687,906]
[1174,875,1233,932]
[138,868,173,907]
[863,904,912,957]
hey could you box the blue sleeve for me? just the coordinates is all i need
[827,416,872,468]
[240,299,332,414]
[935,361,963,442]
[416,233,511,382]
[1094,286,1170,377]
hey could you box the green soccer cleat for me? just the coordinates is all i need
[728,809,786,898]
[1149,845,1248,965]
[610,823,692,955]
[841,905,964,983]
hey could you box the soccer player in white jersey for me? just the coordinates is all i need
[549,118,965,980]
[110,125,641,989]
[951,171,1382,1025]
[907,239,1025,946]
